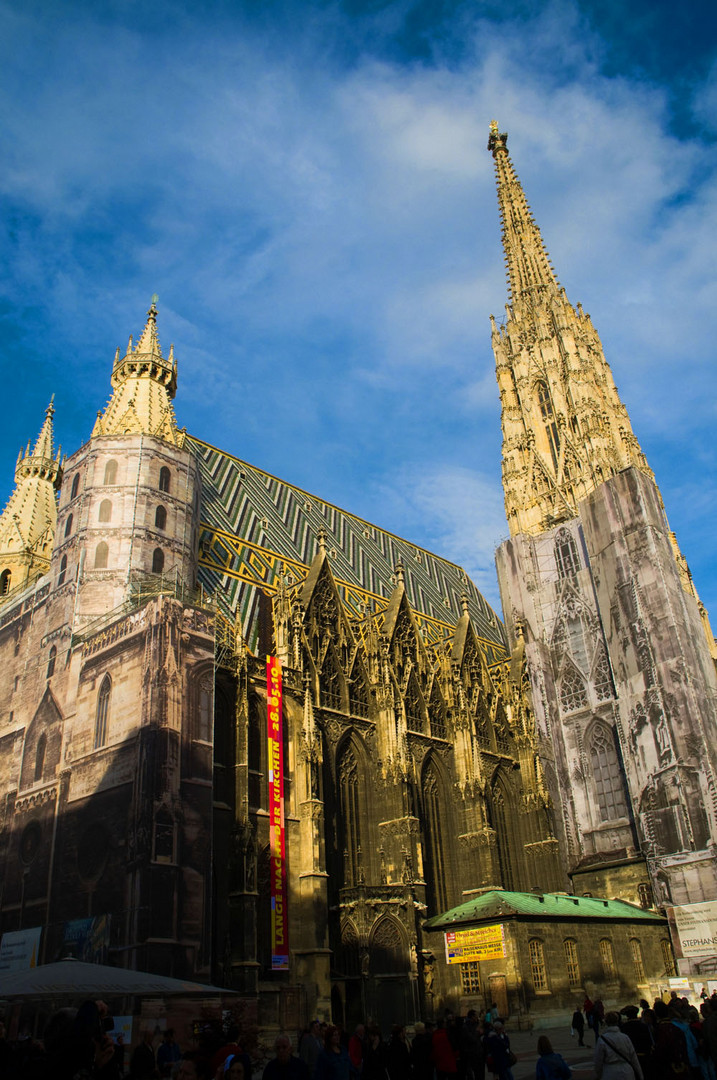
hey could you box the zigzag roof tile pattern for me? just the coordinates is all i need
[189,436,508,662]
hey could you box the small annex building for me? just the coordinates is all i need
[423,890,672,1026]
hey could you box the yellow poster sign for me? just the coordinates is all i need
[445,924,505,964]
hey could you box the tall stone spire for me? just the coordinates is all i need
[487,120,560,308]
[487,123,652,537]
[0,399,63,599]
[92,298,184,445]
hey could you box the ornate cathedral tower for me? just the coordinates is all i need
[0,400,63,599]
[490,124,717,924]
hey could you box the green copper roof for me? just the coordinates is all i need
[423,890,667,930]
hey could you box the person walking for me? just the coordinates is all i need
[571,1007,585,1048]
[316,1027,351,1080]
[385,1026,411,1080]
[535,1036,571,1080]
[620,1006,654,1080]
[300,1023,324,1080]
[262,1035,310,1080]
[460,1010,485,1080]
[411,1023,434,1080]
[484,1022,515,1080]
[594,1012,643,1080]
[433,1018,459,1080]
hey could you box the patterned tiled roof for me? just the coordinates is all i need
[189,436,508,661]
[423,890,667,929]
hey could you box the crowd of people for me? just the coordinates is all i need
[587,992,717,1080]
[3,990,717,1080]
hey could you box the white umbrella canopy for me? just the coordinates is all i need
[0,958,235,999]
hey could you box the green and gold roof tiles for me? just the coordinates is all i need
[189,436,508,660]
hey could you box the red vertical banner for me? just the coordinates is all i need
[267,656,289,970]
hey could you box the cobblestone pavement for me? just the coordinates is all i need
[504,1024,597,1080]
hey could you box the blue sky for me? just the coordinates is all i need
[1,0,716,615]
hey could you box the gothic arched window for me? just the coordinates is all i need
[58,555,67,587]
[593,645,614,701]
[94,542,108,569]
[155,505,167,530]
[196,673,213,742]
[630,938,645,982]
[46,646,56,679]
[529,938,548,991]
[159,466,171,493]
[536,380,560,468]
[337,741,364,887]
[70,473,80,500]
[103,460,117,485]
[99,499,112,522]
[599,938,616,979]
[590,725,629,821]
[152,548,164,574]
[555,528,580,578]
[34,733,47,782]
[348,672,369,718]
[637,882,653,909]
[0,569,11,595]
[490,776,516,891]
[422,760,448,914]
[370,917,408,975]
[404,673,425,732]
[321,649,343,711]
[560,667,587,714]
[563,938,581,986]
[64,514,73,538]
[95,675,111,748]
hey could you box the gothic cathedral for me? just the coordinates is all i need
[0,126,714,1027]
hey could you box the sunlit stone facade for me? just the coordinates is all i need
[489,124,717,941]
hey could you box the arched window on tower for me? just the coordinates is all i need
[560,667,588,714]
[321,649,343,711]
[159,466,171,493]
[155,505,167,530]
[99,499,112,522]
[593,645,614,702]
[94,542,108,569]
[422,760,448,914]
[95,675,111,748]
[35,733,47,782]
[536,380,560,469]
[64,514,73,538]
[71,473,80,500]
[152,548,164,574]
[555,528,580,578]
[196,673,213,742]
[337,740,364,887]
[46,646,56,679]
[58,555,67,587]
[589,725,629,821]
[0,569,11,595]
[103,460,117,485]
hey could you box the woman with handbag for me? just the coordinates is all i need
[594,1012,644,1080]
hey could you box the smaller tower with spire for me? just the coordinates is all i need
[56,299,200,621]
[92,298,183,446]
[0,399,63,599]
